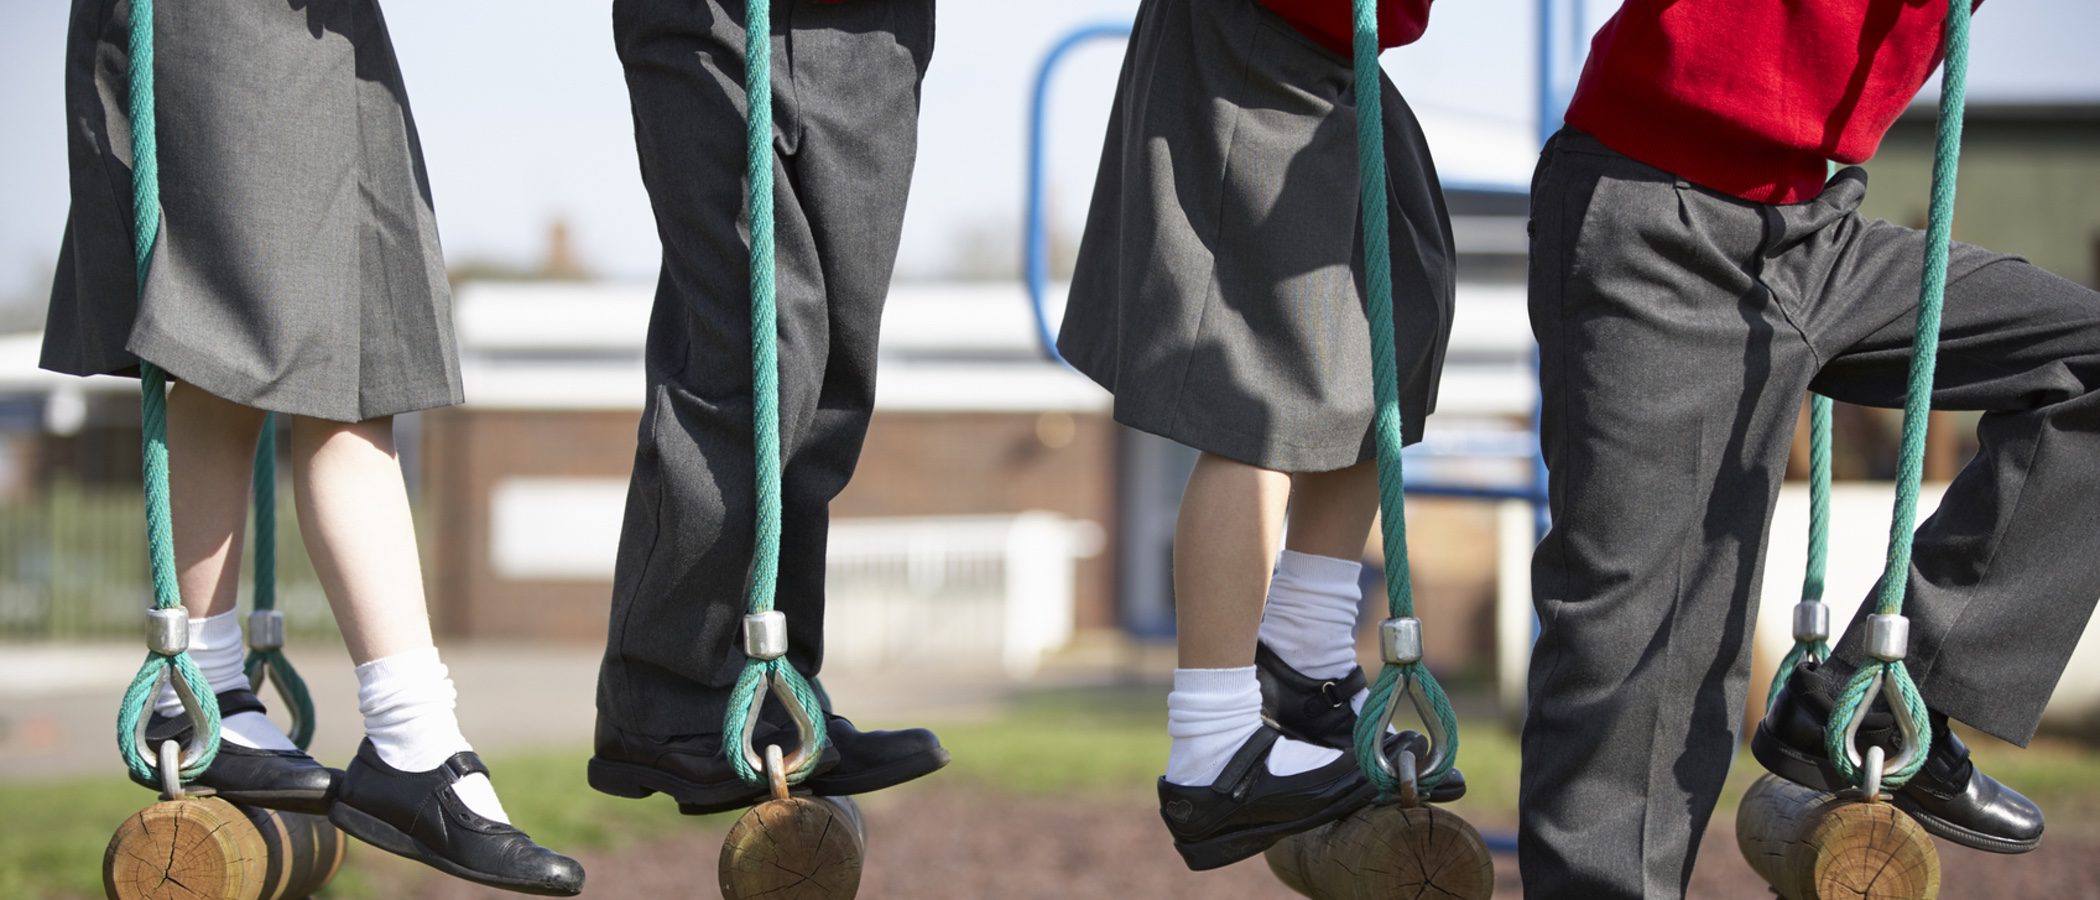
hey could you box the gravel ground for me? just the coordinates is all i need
[363,787,2100,899]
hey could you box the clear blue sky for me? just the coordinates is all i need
[2,1,2095,311]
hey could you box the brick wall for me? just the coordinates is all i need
[419,407,1119,642]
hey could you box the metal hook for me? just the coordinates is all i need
[764,744,791,803]
[739,669,821,782]
[1393,748,1420,808]
[1860,745,1886,803]
[137,667,215,785]
[157,740,185,800]
[249,655,311,750]
[1370,669,1452,791]
[1837,668,1923,798]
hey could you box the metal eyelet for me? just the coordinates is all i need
[1319,681,1344,708]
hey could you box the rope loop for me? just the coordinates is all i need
[1353,662,1462,800]
[724,657,830,787]
[245,648,318,750]
[719,0,828,786]
[115,0,223,786]
[1820,0,1970,792]
[1764,637,1832,712]
[1826,660,1931,791]
[243,419,317,749]
[117,649,220,784]
[1344,0,1461,798]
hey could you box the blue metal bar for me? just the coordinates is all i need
[1405,482,1547,504]
[1440,178,1531,197]
[1024,22,1133,364]
[1536,0,1561,144]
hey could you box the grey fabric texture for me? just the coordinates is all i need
[1059,0,1454,472]
[596,0,934,737]
[1520,128,2100,899]
[45,0,460,422]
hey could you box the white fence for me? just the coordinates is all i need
[823,513,1103,678]
[489,476,1104,676]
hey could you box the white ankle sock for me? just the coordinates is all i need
[1165,666,1340,786]
[152,611,296,752]
[356,647,509,824]
[1259,550,1366,682]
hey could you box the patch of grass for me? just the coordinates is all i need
[932,684,1169,797]
[0,776,160,900]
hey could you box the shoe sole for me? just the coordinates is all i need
[667,747,956,816]
[207,788,334,817]
[586,757,762,814]
[129,778,334,816]
[1171,778,1378,871]
[808,746,953,797]
[328,801,581,896]
[1749,723,2040,855]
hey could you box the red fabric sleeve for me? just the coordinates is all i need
[1258,0,1435,55]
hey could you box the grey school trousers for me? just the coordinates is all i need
[597,0,933,737]
[1520,128,2100,898]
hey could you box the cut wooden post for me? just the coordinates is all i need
[104,797,269,900]
[1736,773,1941,900]
[237,805,347,900]
[719,795,866,900]
[1265,803,1494,900]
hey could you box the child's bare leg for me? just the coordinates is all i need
[289,415,505,821]
[289,416,435,664]
[1260,462,1380,685]
[1165,453,1341,785]
[168,384,267,619]
[1173,453,1290,668]
[1283,462,1381,560]
[160,384,294,750]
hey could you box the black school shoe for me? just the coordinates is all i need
[1157,727,1466,871]
[330,740,584,896]
[589,715,947,815]
[803,715,950,797]
[136,688,338,813]
[587,720,839,815]
[1255,644,1474,803]
[1751,661,2043,854]
[1256,642,1367,749]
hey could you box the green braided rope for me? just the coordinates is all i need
[719,0,827,787]
[1826,0,1971,791]
[1345,0,1460,799]
[250,423,276,614]
[242,420,317,750]
[1768,394,1835,711]
[116,0,221,785]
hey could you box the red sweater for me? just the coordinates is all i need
[1565,1,1977,204]
[1260,0,1434,56]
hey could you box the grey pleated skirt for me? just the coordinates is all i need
[1059,0,1455,472]
[43,0,462,423]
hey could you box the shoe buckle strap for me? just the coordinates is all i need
[1213,727,1279,799]
[445,751,490,782]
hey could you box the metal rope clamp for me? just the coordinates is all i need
[143,608,212,799]
[1793,598,1830,657]
[1370,617,1449,807]
[245,609,310,747]
[1838,614,1924,803]
[737,611,821,782]
[247,609,286,652]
